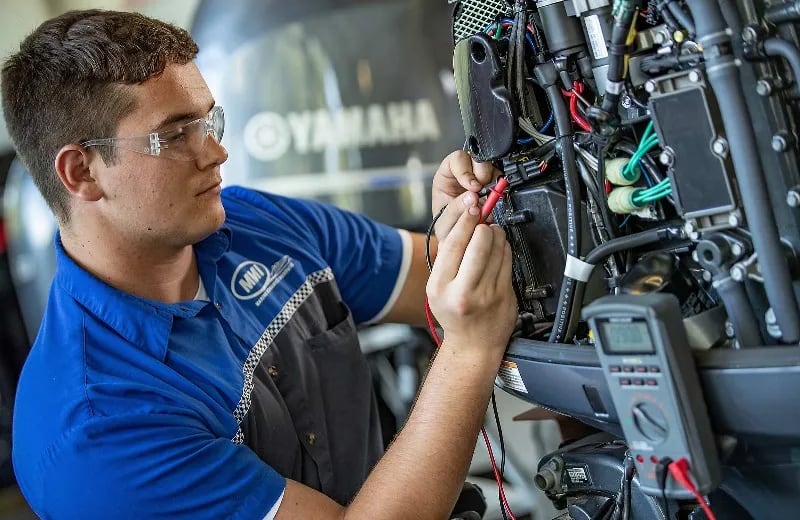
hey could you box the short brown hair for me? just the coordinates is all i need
[1,9,198,223]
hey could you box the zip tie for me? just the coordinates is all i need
[565,255,595,282]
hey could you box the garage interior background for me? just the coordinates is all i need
[0,1,564,519]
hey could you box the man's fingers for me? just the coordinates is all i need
[472,158,501,186]
[434,191,478,239]
[456,224,496,288]
[480,225,507,285]
[430,206,481,282]
[449,150,484,191]
[496,239,513,287]
[433,151,483,193]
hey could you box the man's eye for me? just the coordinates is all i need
[161,130,187,143]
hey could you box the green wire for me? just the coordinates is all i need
[640,121,655,144]
[494,21,502,40]
[633,179,672,205]
[622,122,659,179]
[623,138,660,179]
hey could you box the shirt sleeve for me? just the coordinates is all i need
[224,187,412,324]
[25,412,285,520]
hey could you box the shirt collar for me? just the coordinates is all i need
[53,228,231,361]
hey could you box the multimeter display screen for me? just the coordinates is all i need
[599,320,655,354]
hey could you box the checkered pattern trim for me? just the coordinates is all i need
[231,268,334,444]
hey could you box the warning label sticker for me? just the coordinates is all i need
[496,360,529,394]
[584,14,609,60]
[566,465,593,487]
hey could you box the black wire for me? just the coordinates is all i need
[426,204,447,272]
[656,457,673,520]
[490,392,509,520]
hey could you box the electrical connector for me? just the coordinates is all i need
[668,458,717,520]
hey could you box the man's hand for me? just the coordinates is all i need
[432,150,503,242]
[426,205,517,357]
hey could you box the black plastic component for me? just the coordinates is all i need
[537,0,586,56]
[537,435,667,518]
[649,84,736,218]
[503,155,548,186]
[619,253,716,317]
[501,340,800,439]
[453,33,517,161]
[493,185,604,321]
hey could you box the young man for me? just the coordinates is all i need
[2,9,516,519]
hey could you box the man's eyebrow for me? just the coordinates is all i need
[152,101,216,131]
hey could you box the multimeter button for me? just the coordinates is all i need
[610,365,621,373]
[620,379,632,386]
[635,366,647,373]
[633,379,645,386]
[648,366,661,373]
[622,366,634,373]
[646,379,658,386]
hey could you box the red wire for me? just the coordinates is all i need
[668,458,717,520]
[424,298,442,346]
[569,81,592,132]
[423,298,517,520]
[481,427,518,520]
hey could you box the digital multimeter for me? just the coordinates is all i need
[582,293,721,498]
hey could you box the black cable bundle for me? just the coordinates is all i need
[506,0,530,122]
[588,0,637,135]
[534,61,582,343]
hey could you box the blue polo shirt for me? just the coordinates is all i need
[12,186,411,520]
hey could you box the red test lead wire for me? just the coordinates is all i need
[481,176,510,223]
[668,458,717,520]
[425,178,517,518]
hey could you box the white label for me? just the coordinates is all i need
[567,467,589,484]
[630,440,654,451]
[584,15,609,60]
[496,360,528,394]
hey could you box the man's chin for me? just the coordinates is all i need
[193,207,226,244]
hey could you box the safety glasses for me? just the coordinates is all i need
[81,106,224,162]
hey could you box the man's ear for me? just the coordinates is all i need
[54,145,104,202]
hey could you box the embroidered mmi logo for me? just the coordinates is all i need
[231,256,294,306]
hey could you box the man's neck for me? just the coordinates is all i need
[60,226,199,304]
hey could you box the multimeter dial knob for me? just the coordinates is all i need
[632,401,669,443]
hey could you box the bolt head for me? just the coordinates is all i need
[688,70,701,83]
[772,134,788,152]
[742,26,758,44]
[731,265,745,281]
[725,321,735,337]
[621,95,633,109]
[692,250,700,262]
[756,80,772,96]
[645,80,657,93]
[787,191,800,207]
[712,138,728,156]
[731,243,744,256]
[659,150,674,166]
[728,214,740,227]
[702,271,712,282]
